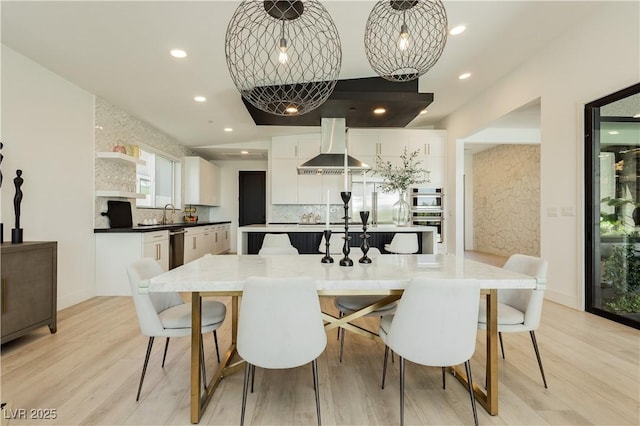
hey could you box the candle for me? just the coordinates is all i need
[343,148,348,191]
[362,172,367,210]
[325,190,330,229]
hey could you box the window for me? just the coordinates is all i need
[585,83,640,330]
[136,148,181,208]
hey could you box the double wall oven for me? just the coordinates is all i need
[411,188,444,243]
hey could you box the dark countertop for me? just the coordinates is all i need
[94,221,231,233]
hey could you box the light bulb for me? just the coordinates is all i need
[278,37,288,64]
[398,23,410,51]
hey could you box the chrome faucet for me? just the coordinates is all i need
[162,204,175,225]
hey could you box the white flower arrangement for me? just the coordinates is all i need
[373,147,428,193]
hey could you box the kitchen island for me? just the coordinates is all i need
[237,224,438,255]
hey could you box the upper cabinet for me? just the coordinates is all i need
[183,156,221,206]
[349,129,447,187]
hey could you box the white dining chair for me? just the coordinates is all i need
[237,276,327,426]
[258,233,299,254]
[333,277,394,363]
[126,258,226,401]
[384,233,419,254]
[318,232,345,254]
[477,254,549,388]
[380,278,481,426]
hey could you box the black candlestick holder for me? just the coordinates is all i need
[340,191,353,267]
[359,211,372,264]
[321,229,334,263]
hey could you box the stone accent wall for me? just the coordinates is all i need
[94,98,203,227]
[473,144,540,256]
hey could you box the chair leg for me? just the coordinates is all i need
[442,367,446,389]
[499,331,505,359]
[464,360,479,426]
[530,331,548,388]
[312,359,321,426]
[339,319,346,363]
[250,364,256,393]
[336,311,342,340]
[381,345,389,389]
[399,356,405,426]
[136,337,155,401]
[240,363,251,426]
[213,330,220,363]
[161,337,170,367]
[200,338,207,392]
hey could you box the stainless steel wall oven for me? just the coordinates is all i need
[411,188,444,243]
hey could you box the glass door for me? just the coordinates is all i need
[585,83,640,329]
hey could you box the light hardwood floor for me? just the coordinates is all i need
[1,257,639,425]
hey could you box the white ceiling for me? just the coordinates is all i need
[1,1,606,155]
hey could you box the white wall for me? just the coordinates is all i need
[1,46,96,309]
[441,2,640,309]
[209,160,268,253]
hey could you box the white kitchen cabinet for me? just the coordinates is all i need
[378,133,409,157]
[184,224,231,259]
[184,227,209,263]
[271,158,299,204]
[142,231,170,271]
[95,230,169,295]
[220,224,231,253]
[211,224,231,255]
[271,133,342,205]
[408,130,447,157]
[296,134,321,159]
[271,136,298,159]
[348,133,379,157]
[183,156,220,206]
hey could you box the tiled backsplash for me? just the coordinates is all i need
[271,204,342,224]
[94,97,210,227]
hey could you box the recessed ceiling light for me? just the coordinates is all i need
[458,72,471,80]
[608,130,620,135]
[449,25,466,35]
[634,113,640,118]
[373,107,386,115]
[170,49,187,58]
[194,96,206,102]
[223,127,233,132]
[240,150,249,154]
[419,109,428,115]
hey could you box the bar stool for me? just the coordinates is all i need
[384,233,419,254]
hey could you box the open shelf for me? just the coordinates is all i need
[95,190,146,199]
[96,151,146,166]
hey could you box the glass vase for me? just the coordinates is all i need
[393,191,411,226]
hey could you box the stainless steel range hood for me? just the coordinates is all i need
[297,118,371,175]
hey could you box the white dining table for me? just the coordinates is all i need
[146,253,541,424]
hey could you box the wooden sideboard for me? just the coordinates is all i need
[1,241,57,344]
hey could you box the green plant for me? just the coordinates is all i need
[605,293,640,314]
[373,147,427,193]
[600,196,640,233]
[602,232,640,295]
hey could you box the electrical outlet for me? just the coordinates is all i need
[547,207,558,217]
[561,206,575,216]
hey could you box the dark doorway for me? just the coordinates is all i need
[239,171,266,226]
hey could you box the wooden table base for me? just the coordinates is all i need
[189,289,500,423]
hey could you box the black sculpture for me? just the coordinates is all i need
[12,169,23,243]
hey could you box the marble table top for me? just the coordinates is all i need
[146,254,541,294]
